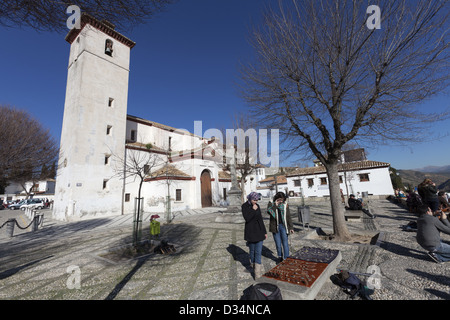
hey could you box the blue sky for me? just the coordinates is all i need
[1,0,449,171]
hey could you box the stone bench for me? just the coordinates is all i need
[344,210,363,222]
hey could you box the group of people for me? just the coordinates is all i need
[241,191,294,278]
[241,177,450,275]
[415,179,450,263]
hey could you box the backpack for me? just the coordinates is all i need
[248,283,283,300]
[331,270,372,300]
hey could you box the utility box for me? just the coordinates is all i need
[298,206,310,228]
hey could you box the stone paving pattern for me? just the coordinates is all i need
[0,200,449,300]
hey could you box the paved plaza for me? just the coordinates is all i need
[0,199,449,301]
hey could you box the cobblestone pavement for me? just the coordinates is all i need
[0,200,448,300]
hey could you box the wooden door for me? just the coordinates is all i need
[201,170,212,207]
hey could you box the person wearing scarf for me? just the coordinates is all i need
[267,192,294,263]
[242,192,267,278]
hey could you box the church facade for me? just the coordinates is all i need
[53,15,238,221]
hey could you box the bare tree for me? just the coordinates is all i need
[0,0,175,32]
[0,105,59,197]
[240,0,449,240]
[112,141,182,244]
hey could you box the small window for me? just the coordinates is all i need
[144,165,150,175]
[105,39,113,56]
[125,193,130,202]
[320,177,327,185]
[108,98,114,107]
[106,125,112,135]
[105,154,111,165]
[130,130,136,142]
[103,179,108,190]
[176,189,182,201]
[339,176,343,183]
[307,178,314,187]
[294,180,301,187]
[223,188,227,201]
[359,174,370,182]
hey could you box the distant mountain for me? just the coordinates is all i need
[397,168,450,192]
[412,165,450,173]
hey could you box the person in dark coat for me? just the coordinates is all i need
[242,192,267,278]
[348,194,363,210]
[418,179,439,212]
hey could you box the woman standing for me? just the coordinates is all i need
[242,192,267,278]
[267,192,294,263]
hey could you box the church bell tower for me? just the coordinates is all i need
[53,14,135,221]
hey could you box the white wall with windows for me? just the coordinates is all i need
[286,163,394,198]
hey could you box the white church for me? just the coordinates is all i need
[52,15,395,222]
[53,15,253,221]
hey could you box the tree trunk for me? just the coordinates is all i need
[134,180,144,246]
[326,161,352,241]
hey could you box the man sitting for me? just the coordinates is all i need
[347,194,375,218]
[416,204,450,263]
[348,194,363,210]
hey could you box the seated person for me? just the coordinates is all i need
[348,194,363,210]
[438,191,450,212]
[416,204,450,263]
[348,194,375,218]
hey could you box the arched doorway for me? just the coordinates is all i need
[200,170,212,207]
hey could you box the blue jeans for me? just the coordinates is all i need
[248,240,263,264]
[272,224,289,259]
[433,241,450,262]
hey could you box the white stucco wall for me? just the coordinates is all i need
[286,166,394,198]
[54,24,132,221]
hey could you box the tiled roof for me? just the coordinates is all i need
[286,160,390,177]
[219,171,231,179]
[144,165,193,182]
[65,13,136,48]
[259,175,287,184]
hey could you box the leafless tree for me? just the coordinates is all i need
[0,0,175,32]
[0,105,59,197]
[240,0,449,240]
[111,141,178,244]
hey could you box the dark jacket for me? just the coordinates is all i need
[348,197,363,210]
[418,184,438,201]
[267,202,294,234]
[242,201,267,243]
[416,214,450,251]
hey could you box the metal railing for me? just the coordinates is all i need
[0,208,44,238]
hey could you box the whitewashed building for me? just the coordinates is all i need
[256,148,394,201]
[53,15,243,221]
[122,115,235,214]
[2,179,55,201]
[286,160,394,199]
